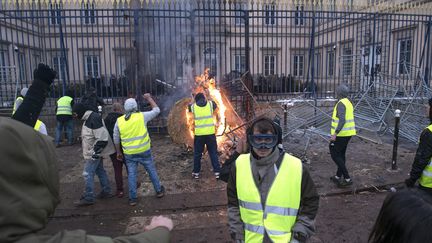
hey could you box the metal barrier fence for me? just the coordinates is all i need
[0,0,431,121]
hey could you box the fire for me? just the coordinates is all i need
[186,68,242,152]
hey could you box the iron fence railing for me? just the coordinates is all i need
[0,0,431,126]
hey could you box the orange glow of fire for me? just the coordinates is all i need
[186,68,237,147]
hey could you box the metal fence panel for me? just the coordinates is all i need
[0,0,431,128]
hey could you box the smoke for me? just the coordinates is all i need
[158,64,195,117]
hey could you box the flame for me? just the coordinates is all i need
[187,68,240,149]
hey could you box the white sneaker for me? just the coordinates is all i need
[192,173,200,179]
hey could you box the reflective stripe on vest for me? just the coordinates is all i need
[117,112,151,155]
[419,125,432,188]
[34,119,42,131]
[12,97,23,115]
[56,96,73,115]
[192,102,215,136]
[236,153,302,243]
[331,98,356,137]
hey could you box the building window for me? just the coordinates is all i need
[115,54,128,76]
[397,38,412,75]
[293,55,304,77]
[115,0,128,25]
[235,3,245,25]
[264,54,276,76]
[0,47,9,82]
[233,54,246,73]
[84,55,100,78]
[31,52,41,79]
[295,5,304,26]
[81,1,96,24]
[18,52,26,82]
[49,2,62,25]
[52,55,66,81]
[327,50,335,77]
[265,4,276,26]
[203,47,217,77]
[342,44,353,76]
[314,52,321,77]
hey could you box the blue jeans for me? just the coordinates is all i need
[55,119,74,145]
[82,158,112,202]
[124,150,162,200]
[193,134,220,174]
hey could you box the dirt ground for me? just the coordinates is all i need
[40,132,417,242]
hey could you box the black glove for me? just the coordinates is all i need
[405,178,415,187]
[91,153,101,160]
[293,231,307,243]
[33,63,57,86]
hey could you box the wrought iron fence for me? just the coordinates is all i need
[0,0,431,123]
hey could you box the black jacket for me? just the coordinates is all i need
[81,93,104,112]
[104,112,122,139]
[408,127,432,194]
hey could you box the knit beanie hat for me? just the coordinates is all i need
[124,98,138,120]
[72,103,87,119]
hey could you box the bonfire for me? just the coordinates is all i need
[167,68,245,160]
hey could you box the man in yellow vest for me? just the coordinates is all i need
[329,84,356,188]
[55,92,74,147]
[188,92,221,179]
[227,117,319,243]
[114,93,165,206]
[405,98,432,195]
[12,87,28,115]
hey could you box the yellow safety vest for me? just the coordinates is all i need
[117,112,151,155]
[236,153,302,243]
[34,119,42,132]
[331,98,356,137]
[419,125,432,188]
[56,96,73,115]
[192,102,215,136]
[12,97,23,115]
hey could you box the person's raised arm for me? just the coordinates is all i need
[12,63,56,127]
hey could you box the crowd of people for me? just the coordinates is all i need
[1,63,432,242]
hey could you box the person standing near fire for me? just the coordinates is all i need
[188,92,221,179]
[329,84,356,187]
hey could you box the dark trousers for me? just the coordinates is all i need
[193,134,220,174]
[109,153,125,192]
[329,136,352,179]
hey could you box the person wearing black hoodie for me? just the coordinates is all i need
[188,92,221,179]
[80,87,105,112]
[104,102,126,197]
[405,98,432,195]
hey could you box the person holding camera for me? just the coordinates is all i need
[72,101,115,206]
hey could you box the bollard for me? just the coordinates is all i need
[391,109,401,170]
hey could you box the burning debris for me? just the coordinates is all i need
[167,68,245,160]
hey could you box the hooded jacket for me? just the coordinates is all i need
[80,110,115,160]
